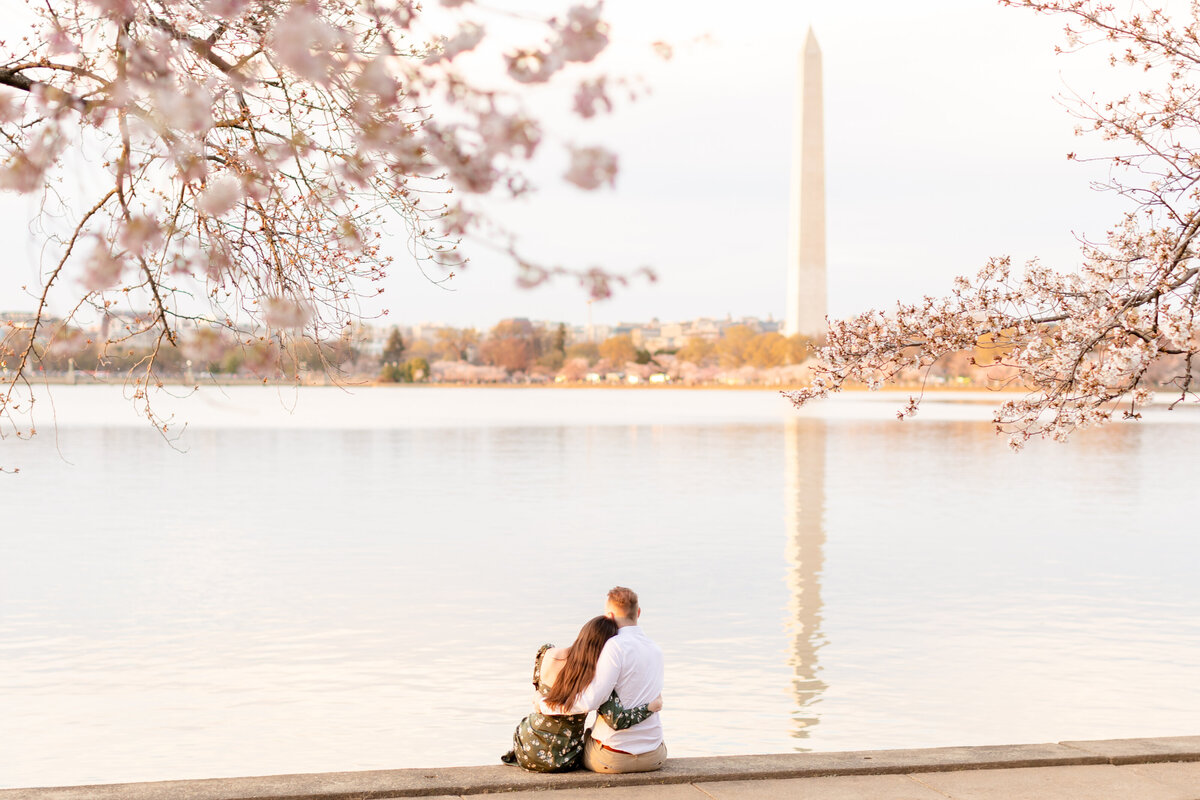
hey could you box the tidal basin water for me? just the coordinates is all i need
[2,386,1199,788]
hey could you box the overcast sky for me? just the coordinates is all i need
[0,0,1141,330]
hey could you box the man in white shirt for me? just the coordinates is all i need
[552,586,667,773]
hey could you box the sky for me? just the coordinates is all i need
[0,0,1144,330]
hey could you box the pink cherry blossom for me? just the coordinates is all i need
[440,204,476,237]
[263,298,312,330]
[423,125,500,193]
[564,145,617,190]
[118,217,164,254]
[505,48,563,84]
[0,129,63,193]
[201,244,232,281]
[480,111,541,159]
[202,0,251,18]
[270,6,347,84]
[572,78,612,118]
[152,84,214,134]
[356,57,397,98]
[81,240,125,292]
[196,175,243,216]
[427,22,485,65]
[86,0,135,20]
[555,3,609,64]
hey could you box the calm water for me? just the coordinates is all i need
[2,387,1198,788]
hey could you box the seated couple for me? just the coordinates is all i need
[502,586,666,774]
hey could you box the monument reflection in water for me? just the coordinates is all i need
[783,417,828,744]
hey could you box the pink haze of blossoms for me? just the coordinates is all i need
[0,0,647,438]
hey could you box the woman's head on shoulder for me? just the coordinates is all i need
[542,615,620,710]
[577,615,619,649]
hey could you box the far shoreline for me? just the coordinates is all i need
[24,379,1200,412]
[27,374,1031,394]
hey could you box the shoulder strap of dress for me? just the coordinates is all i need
[532,643,555,687]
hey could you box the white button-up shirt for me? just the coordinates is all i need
[539,625,664,754]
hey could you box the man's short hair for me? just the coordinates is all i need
[607,586,639,619]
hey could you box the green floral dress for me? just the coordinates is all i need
[503,643,655,772]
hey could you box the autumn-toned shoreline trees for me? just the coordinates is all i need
[3,313,826,384]
[18,312,1198,390]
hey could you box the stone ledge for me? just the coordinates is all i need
[4,736,1198,800]
[1060,735,1200,764]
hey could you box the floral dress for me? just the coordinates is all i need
[504,643,655,772]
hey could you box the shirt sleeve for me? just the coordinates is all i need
[597,690,654,729]
[537,638,621,715]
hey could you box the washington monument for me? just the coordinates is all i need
[786,28,827,341]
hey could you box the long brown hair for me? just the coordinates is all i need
[543,615,618,710]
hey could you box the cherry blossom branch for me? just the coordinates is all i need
[1,188,117,422]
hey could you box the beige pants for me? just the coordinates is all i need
[582,736,667,774]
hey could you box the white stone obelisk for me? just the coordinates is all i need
[786,28,827,341]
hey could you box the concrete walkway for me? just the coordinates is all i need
[549,762,1200,799]
[4,736,1198,800]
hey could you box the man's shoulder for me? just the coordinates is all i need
[634,629,662,649]
[618,628,662,656]
[597,634,624,660]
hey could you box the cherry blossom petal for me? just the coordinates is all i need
[81,241,125,292]
[263,298,312,330]
[196,175,243,216]
[564,145,617,189]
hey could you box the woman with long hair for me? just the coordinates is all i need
[502,616,663,772]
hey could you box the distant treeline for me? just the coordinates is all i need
[8,317,1197,388]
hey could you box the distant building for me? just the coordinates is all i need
[351,323,385,357]
[0,312,42,328]
[684,318,722,342]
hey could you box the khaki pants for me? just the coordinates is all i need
[582,736,667,774]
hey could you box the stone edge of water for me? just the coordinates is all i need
[4,736,1199,800]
